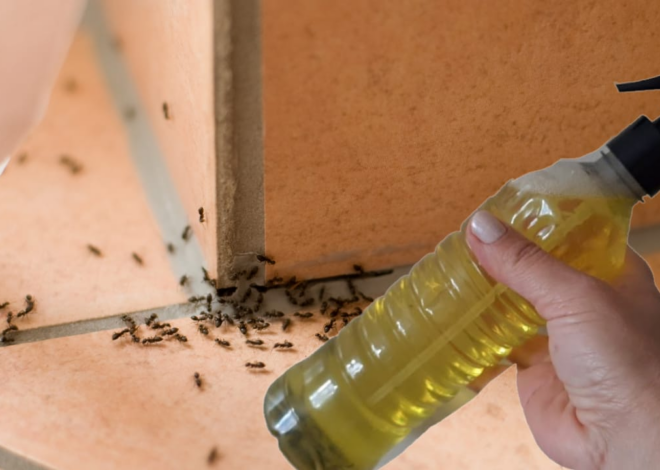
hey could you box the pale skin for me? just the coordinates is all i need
[468,210,660,470]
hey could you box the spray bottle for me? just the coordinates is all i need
[264,77,660,470]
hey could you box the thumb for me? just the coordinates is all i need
[466,210,606,320]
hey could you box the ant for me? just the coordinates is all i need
[181,225,192,241]
[112,328,130,340]
[245,362,265,369]
[16,295,35,318]
[264,310,284,318]
[198,324,209,335]
[315,333,329,342]
[167,243,176,254]
[207,446,219,466]
[144,313,158,327]
[245,339,264,347]
[198,207,205,223]
[174,334,188,342]
[256,254,275,265]
[60,154,83,174]
[294,312,313,319]
[132,253,144,266]
[215,338,230,347]
[162,102,170,120]
[179,275,188,286]
[202,267,216,288]
[274,341,293,349]
[87,244,103,257]
[0,302,8,310]
[282,318,291,331]
[194,372,202,388]
[324,319,337,333]
[142,336,163,344]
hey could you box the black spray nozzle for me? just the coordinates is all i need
[607,116,660,197]
[616,74,660,93]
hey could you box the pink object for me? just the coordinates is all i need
[0,0,85,167]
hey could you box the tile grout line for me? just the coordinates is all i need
[83,2,212,297]
[5,222,659,347]
[3,267,410,347]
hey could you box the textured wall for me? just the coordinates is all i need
[262,0,660,279]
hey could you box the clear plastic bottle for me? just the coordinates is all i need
[264,116,660,470]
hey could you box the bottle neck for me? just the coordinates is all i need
[591,146,647,201]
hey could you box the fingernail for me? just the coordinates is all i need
[470,211,506,244]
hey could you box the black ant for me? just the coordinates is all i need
[182,225,192,241]
[245,362,265,369]
[179,275,188,286]
[132,253,144,266]
[194,372,202,388]
[207,446,219,465]
[112,328,130,340]
[215,338,230,347]
[274,341,293,349]
[198,207,205,222]
[294,312,313,319]
[142,336,163,344]
[256,254,275,265]
[162,102,170,120]
[60,155,83,174]
[264,310,284,318]
[87,244,103,257]
[282,318,291,331]
[246,339,264,347]
[315,333,329,342]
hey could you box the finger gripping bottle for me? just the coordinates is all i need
[264,115,660,470]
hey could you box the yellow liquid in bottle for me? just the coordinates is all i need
[264,183,635,470]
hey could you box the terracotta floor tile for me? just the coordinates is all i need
[1,310,560,470]
[0,31,185,329]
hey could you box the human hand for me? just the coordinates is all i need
[466,210,660,470]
